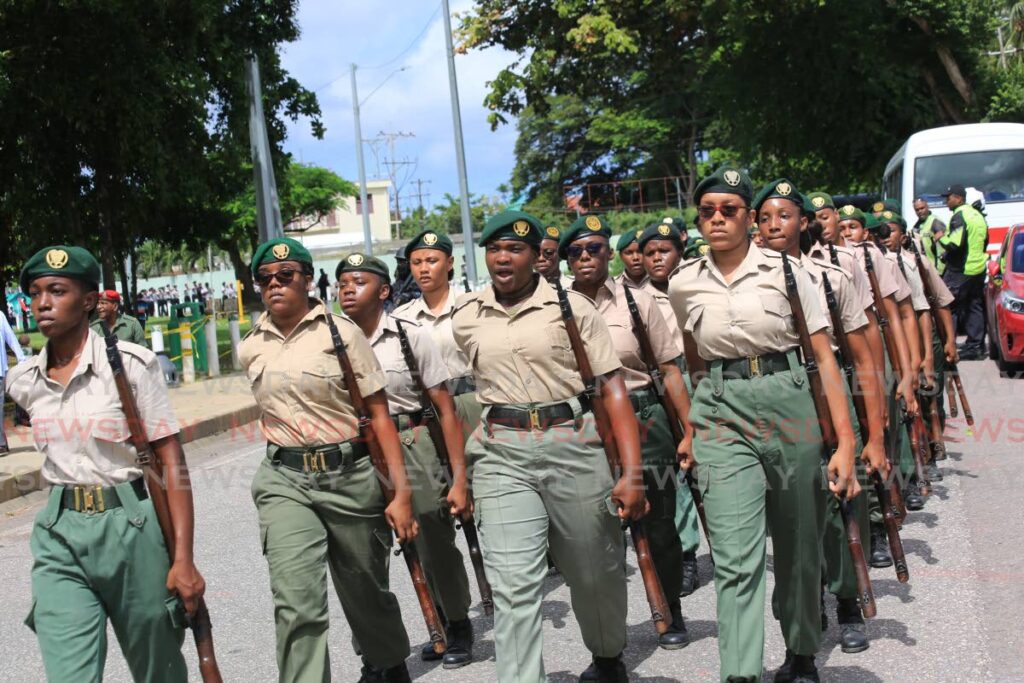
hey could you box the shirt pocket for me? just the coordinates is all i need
[684,303,705,334]
[299,359,346,404]
[246,360,266,389]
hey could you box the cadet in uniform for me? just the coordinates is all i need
[9,246,205,681]
[394,230,483,439]
[560,213,692,649]
[614,229,649,288]
[239,237,418,683]
[338,252,476,669]
[535,225,571,287]
[91,289,146,345]
[756,182,887,655]
[452,210,647,683]
[669,169,859,683]
[636,218,702,596]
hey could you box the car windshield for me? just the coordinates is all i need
[1013,232,1024,273]
[914,149,1024,206]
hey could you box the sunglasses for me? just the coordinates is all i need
[567,242,606,260]
[540,248,558,258]
[255,268,299,288]
[697,204,748,219]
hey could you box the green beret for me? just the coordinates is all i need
[638,221,683,251]
[684,237,710,259]
[693,166,754,205]
[559,214,612,258]
[251,237,313,277]
[864,213,882,232]
[541,225,562,243]
[335,252,391,283]
[880,210,907,231]
[20,245,101,292]
[616,229,643,252]
[807,192,835,211]
[882,199,902,214]
[406,229,453,256]
[479,210,544,247]
[836,204,866,226]
[752,178,804,212]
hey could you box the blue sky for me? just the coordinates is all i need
[280,0,519,210]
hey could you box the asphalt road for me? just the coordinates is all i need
[1,359,1021,682]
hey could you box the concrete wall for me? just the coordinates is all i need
[286,179,393,250]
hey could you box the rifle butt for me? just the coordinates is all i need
[926,397,946,461]
[460,518,494,616]
[839,500,877,619]
[629,521,672,634]
[951,369,974,429]
[191,599,223,683]
[873,474,909,583]
[911,416,931,497]
[945,374,958,418]
[685,470,712,548]
[402,541,448,654]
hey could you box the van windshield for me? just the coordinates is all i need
[914,149,1024,205]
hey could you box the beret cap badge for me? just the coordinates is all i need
[811,196,825,208]
[841,205,856,216]
[662,217,674,224]
[347,253,365,266]
[635,229,644,239]
[658,224,671,236]
[873,202,884,212]
[45,249,69,269]
[724,170,741,187]
[882,210,893,220]
[546,226,560,238]
[585,216,601,230]
[423,232,439,246]
[272,244,290,260]
[513,220,531,237]
[775,182,792,196]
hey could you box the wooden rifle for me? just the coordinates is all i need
[780,254,876,618]
[620,285,711,548]
[552,279,672,634]
[820,271,909,583]
[393,320,493,616]
[323,314,447,655]
[99,322,223,683]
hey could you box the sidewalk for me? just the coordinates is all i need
[0,373,259,504]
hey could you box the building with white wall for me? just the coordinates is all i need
[285,179,392,252]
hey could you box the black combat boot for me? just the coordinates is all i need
[680,549,699,596]
[774,649,820,682]
[869,523,893,568]
[904,480,925,511]
[658,602,690,650]
[381,663,411,683]
[579,654,628,682]
[836,597,869,653]
[927,459,943,481]
[441,618,474,669]
[420,605,447,661]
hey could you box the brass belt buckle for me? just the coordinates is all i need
[304,450,319,473]
[77,486,104,514]
[528,408,541,431]
[748,355,762,378]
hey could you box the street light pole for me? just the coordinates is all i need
[246,55,284,243]
[351,63,374,253]
[441,0,477,285]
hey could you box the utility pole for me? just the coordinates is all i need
[377,131,416,239]
[246,55,283,242]
[350,63,373,253]
[441,0,477,285]
[412,179,432,214]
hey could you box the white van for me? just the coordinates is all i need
[882,123,1024,256]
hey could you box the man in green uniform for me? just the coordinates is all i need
[913,197,947,275]
[9,246,206,681]
[90,289,146,346]
[938,183,989,359]
[338,252,476,670]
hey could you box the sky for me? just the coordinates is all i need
[279,0,519,212]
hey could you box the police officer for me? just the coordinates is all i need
[560,213,692,649]
[756,182,887,656]
[338,251,476,670]
[91,289,146,345]
[452,210,646,683]
[239,237,418,683]
[913,197,947,274]
[637,217,702,595]
[669,169,859,683]
[938,184,989,359]
[8,246,206,681]
[394,230,483,438]
[614,229,649,288]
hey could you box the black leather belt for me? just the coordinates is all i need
[392,411,425,431]
[486,396,591,431]
[270,441,369,473]
[629,388,659,413]
[449,375,476,396]
[59,477,147,513]
[712,350,793,379]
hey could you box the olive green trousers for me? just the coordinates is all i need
[27,483,187,682]
[252,447,410,681]
[468,398,627,683]
[690,353,826,683]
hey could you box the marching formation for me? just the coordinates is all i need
[8,166,974,683]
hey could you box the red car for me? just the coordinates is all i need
[986,223,1024,373]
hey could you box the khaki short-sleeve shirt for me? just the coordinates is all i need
[238,300,386,447]
[848,241,903,302]
[641,281,683,351]
[668,246,829,361]
[575,277,680,392]
[452,277,621,405]
[393,288,473,381]
[916,252,955,307]
[615,272,650,290]
[6,331,179,486]
[367,312,451,416]
[887,251,930,312]
[809,243,874,313]
[802,255,870,351]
